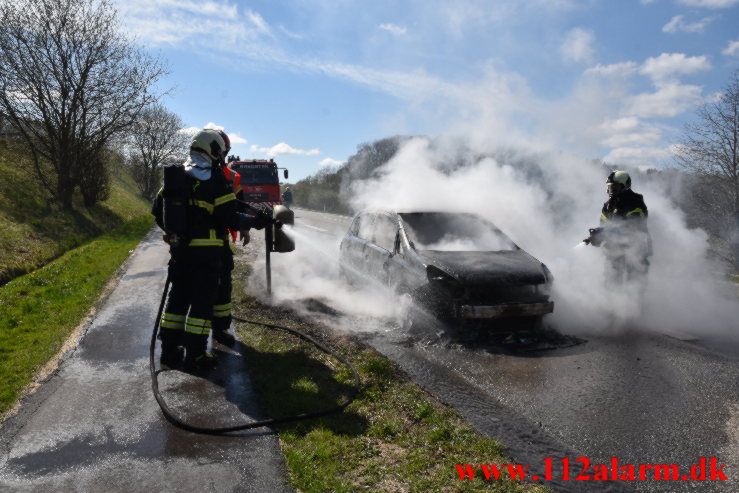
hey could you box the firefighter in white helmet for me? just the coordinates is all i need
[153,128,266,370]
[585,170,652,284]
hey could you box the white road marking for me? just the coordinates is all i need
[301,224,328,233]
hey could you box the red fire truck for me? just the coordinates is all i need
[228,158,288,206]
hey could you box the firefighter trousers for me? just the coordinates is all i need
[212,244,234,332]
[160,246,220,357]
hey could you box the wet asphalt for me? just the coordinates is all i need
[0,229,292,492]
[294,208,739,493]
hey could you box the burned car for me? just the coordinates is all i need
[339,211,554,333]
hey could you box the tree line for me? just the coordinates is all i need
[0,0,186,209]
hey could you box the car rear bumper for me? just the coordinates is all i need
[458,301,554,319]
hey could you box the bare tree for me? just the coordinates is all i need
[78,147,113,206]
[675,70,739,267]
[127,105,188,201]
[0,0,167,209]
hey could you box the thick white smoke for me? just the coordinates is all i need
[249,133,737,343]
[248,224,407,332]
[251,133,737,341]
[344,136,739,339]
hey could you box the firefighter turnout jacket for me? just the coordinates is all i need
[153,165,255,248]
[599,188,652,277]
[600,188,648,223]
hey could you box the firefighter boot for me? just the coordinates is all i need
[160,345,184,368]
[213,330,236,346]
[183,331,217,371]
[184,350,218,371]
[159,327,184,367]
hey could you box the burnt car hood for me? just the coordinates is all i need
[417,250,548,287]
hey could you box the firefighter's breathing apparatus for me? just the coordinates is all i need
[152,163,360,435]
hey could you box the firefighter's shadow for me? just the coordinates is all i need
[189,339,367,437]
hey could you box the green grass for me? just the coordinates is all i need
[0,138,151,284]
[0,214,153,416]
[232,264,547,492]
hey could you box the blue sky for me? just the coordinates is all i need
[115,0,739,181]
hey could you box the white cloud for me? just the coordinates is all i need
[602,145,674,166]
[561,27,595,63]
[378,23,407,36]
[640,53,711,83]
[723,40,739,56]
[178,126,200,136]
[279,25,304,39]
[584,61,638,77]
[246,10,272,36]
[600,116,640,133]
[662,14,715,33]
[319,158,346,166]
[229,133,247,145]
[598,117,662,147]
[678,0,739,8]
[183,123,247,145]
[116,1,453,104]
[662,15,684,33]
[627,82,704,117]
[250,142,320,157]
[204,122,224,131]
[116,1,273,47]
[706,91,724,102]
[306,60,453,101]
[150,0,238,19]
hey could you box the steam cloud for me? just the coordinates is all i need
[344,136,738,339]
[250,123,737,342]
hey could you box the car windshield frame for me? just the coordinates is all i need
[398,212,518,252]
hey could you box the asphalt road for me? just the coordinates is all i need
[289,208,739,493]
[0,229,292,492]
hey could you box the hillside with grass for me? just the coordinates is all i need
[0,138,152,285]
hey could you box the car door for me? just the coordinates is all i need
[364,213,397,285]
[339,212,374,282]
[385,216,425,291]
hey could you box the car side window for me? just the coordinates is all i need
[357,214,375,241]
[372,215,397,252]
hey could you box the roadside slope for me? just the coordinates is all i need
[0,138,150,285]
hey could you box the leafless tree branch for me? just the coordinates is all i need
[126,105,188,201]
[0,0,168,208]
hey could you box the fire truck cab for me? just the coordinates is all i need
[228,158,288,206]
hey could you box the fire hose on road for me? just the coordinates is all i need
[149,205,361,435]
[149,276,361,435]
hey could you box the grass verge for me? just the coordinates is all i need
[232,261,547,492]
[0,138,151,284]
[0,215,154,417]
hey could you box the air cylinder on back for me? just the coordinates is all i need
[162,164,188,236]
